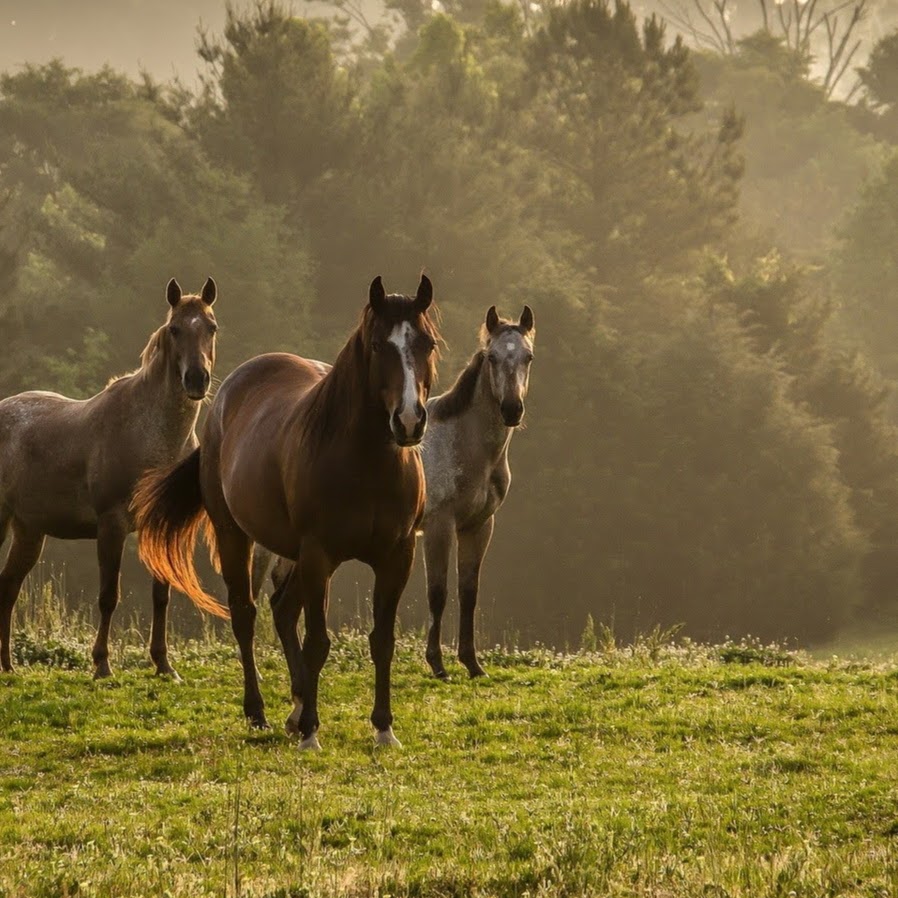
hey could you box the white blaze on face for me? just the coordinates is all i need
[389,321,419,434]
[490,331,533,400]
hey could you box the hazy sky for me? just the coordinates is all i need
[0,0,893,86]
[0,1,229,83]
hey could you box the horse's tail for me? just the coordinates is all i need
[132,449,230,620]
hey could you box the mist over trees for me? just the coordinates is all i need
[3,0,898,645]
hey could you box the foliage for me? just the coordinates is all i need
[694,37,885,259]
[0,61,316,395]
[836,152,898,386]
[2,0,898,644]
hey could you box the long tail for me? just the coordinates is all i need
[132,448,230,620]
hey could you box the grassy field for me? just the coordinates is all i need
[2,610,898,898]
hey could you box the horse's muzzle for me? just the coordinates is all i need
[391,404,427,447]
[183,367,211,400]
[500,399,524,427]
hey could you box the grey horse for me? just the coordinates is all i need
[420,304,534,678]
[0,277,218,679]
[252,304,534,679]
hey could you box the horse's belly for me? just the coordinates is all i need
[7,468,97,536]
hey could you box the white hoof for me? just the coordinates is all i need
[374,727,402,747]
[299,732,321,751]
[285,698,303,737]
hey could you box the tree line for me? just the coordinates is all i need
[3,0,898,645]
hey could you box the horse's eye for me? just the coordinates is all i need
[169,325,180,338]
[524,352,534,364]
[422,336,436,353]
[488,354,499,365]
[209,322,219,334]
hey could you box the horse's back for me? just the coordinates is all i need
[0,390,98,535]
[212,353,325,439]
[208,353,328,556]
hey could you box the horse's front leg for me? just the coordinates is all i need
[369,539,415,746]
[149,576,179,679]
[92,513,128,678]
[423,518,453,679]
[456,516,494,678]
[250,545,274,601]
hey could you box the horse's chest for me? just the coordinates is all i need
[457,463,510,529]
[316,480,421,562]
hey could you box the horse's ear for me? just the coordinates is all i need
[201,276,217,305]
[485,305,500,335]
[519,304,534,334]
[414,274,433,313]
[369,276,387,316]
[166,278,182,307]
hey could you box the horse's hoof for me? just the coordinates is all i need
[299,732,321,751]
[374,727,402,748]
[462,660,487,678]
[93,664,113,680]
[156,667,182,683]
[248,716,271,730]
[433,669,449,681]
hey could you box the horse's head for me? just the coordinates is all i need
[483,305,535,427]
[165,277,219,401]
[365,274,439,447]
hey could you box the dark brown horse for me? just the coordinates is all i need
[134,275,438,747]
[0,277,219,678]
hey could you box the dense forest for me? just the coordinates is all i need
[4,0,898,646]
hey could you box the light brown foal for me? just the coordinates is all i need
[0,278,218,678]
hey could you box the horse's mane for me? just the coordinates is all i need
[105,324,170,387]
[140,325,169,368]
[430,351,485,422]
[301,296,441,450]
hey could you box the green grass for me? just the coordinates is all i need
[2,615,898,897]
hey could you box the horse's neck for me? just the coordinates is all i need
[465,369,513,462]
[307,347,393,451]
[134,355,200,446]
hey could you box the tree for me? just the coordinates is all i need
[707,252,898,624]
[694,34,884,260]
[661,0,869,98]
[520,0,743,289]
[194,1,358,208]
[0,62,316,395]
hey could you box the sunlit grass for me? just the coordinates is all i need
[1,604,898,897]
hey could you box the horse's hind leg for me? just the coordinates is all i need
[456,516,494,678]
[272,548,330,748]
[216,520,267,728]
[149,577,179,679]
[250,546,273,602]
[92,513,128,678]
[423,519,453,679]
[0,521,46,673]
